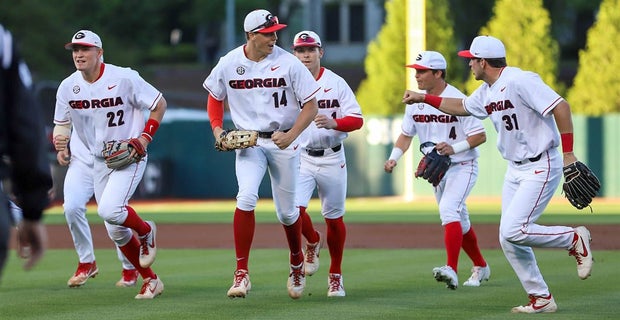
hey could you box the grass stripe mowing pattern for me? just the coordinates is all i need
[1,248,619,319]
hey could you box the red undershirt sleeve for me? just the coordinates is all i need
[207,94,224,130]
[334,116,363,132]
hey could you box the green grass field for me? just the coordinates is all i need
[1,198,618,319]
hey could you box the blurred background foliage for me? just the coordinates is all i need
[1,0,617,116]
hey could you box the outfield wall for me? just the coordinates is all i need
[75,111,614,200]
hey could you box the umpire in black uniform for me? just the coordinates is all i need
[0,23,53,282]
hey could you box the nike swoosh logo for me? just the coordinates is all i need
[500,86,506,92]
[534,170,544,174]
[341,163,346,168]
[148,281,158,294]
[108,85,117,90]
[324,88,332,93]
[293,144,299,150]
[271,66,280,71]
[580,238,589,257]
[532,301,550,310]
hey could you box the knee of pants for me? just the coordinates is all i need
[97,203,126,225]
[106,225,133,246]
[63,202,86,224]
[278,209,300,226]
[236,195,258,212]
[323,208,344,220]
[499,224,526,244]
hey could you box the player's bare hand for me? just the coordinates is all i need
[402,90,425,105]
[384,159,397,173]
[16,220,47,271]
[56,149,71,166]
[562,152,578,167]
[435,142,454,156]
[53,135,69,151]
[315,114,337,129]
[272,131,294,150]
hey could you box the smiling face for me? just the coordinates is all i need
[414,69,443,92]
[71,45,102,73]
[245,31,278,62]
[293,46,322,76]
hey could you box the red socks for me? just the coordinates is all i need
[444,222,463,272]
[299,206,320,243]
[282,216,303,266]
[326,217,346,274]
[462,228,487,267]
[122,206,150,236]
[233,208,255,271]
[118,236,156,279]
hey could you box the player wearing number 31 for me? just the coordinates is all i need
[203,9,319,299]
[402,36,594,314]
[54,30,166,299]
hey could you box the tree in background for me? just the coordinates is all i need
[356,0,406,116]
[566,0,620,115]
[463,0,562,95]
[357,0,459,115]
[426,0,465,89]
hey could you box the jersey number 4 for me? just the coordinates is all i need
[107,110,126,127]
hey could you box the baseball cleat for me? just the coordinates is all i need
[463,265,491,287]
[135,276,164,299]
[432,265,458,290]
[511,294,557,313]
[287,264,306,299]
[327,273,346,297]
[116,268,139,287]
[139,221,157,268]
[67,261,99,287]
[569,226,593,280]
[227,269,251,298]
[303,231,323,276]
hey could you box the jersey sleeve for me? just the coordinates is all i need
[202,55,229,101]
[400,104,417,137]
[290,57,320,104]
[514,72,563,117]
[128,69,162,111]
[463,85,489,120]
[336,75,363,118]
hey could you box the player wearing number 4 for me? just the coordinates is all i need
[291,31,364,297]
[54,30,166,299]
[384,51,490,290]
[402,36,594,313]
[203,10,319,299]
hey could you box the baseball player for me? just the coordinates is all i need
[54,30,166,299]
[0,23,53,281]
[385,51,490,290]
[402,36,593,313]
[291,30,363,297]
[203,9,319,299]
[54,126,138,288]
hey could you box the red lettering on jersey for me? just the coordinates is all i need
[228,78,287,89]
[412,114,458,123]
[485,99,515,115]
[68,97,124,110]
[318,99,341,109]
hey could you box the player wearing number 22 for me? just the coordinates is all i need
[203,10,320,299]
[291,30,363,297]
[54,30,166,299]
[385,51,490,291]
[402,36,593,314]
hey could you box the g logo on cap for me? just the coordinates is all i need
[74,32,86,40]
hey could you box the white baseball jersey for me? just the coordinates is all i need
[54,63,162,158]
[303,67,363,149]
[203,45,320,131]
[463,67,562,162]
[403,84,484,162]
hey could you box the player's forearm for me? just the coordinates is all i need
[289,98,319,138]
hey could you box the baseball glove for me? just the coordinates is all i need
[215,129,258,151]
[102,138,146,170]
[562,161,601,210]
[415,142,451,187]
